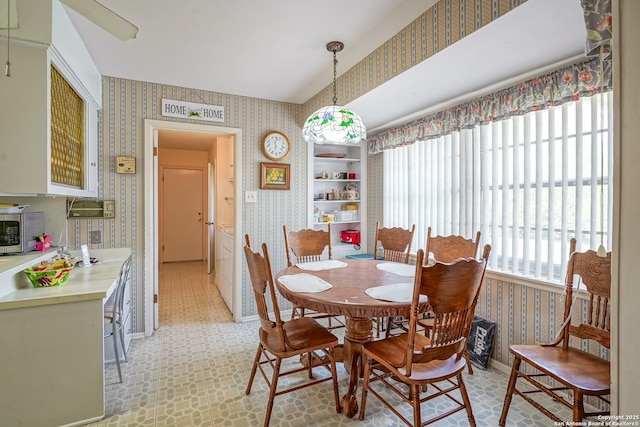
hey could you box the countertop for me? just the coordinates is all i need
[0,248,131,310]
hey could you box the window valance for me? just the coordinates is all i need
[367,56,612,155]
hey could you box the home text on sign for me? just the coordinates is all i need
[161,99,224,123]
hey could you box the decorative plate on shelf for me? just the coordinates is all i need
[315,153,347,158]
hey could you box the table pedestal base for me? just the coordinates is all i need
[341,316,372,418]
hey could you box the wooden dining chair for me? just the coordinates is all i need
[282,224,344,330]
[372,221,415,264]
[284,224,332,267]
[243,234,341,427]
[373,221,415,337]
[417,227,482,373]
[499,238,611,425]
[359,250,488,427]
[426,227,481,263]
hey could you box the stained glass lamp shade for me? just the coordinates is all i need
[302,41,366,145]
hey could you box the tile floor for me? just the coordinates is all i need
[87,260,571,427]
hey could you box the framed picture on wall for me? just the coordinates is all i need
[260,162,290,190]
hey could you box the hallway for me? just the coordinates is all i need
[88,260,564,426]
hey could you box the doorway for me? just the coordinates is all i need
[144,120,242,335]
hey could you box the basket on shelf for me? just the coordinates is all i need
[24,260,73,288]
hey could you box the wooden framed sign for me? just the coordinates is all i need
[260,162,290,190]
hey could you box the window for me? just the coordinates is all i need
[383,92,613,283]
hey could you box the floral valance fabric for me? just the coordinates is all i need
[581,0,612,58]
[367,56,613,155]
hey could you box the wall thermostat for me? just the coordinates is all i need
[116,156,136,174]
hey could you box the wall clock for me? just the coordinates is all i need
[261,131,290,161]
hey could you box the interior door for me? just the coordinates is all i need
[207,162,215,273]
[163,168,204,262]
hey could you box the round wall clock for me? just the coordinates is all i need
[261,131,291,161]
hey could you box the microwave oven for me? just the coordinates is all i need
[0,212,45,254]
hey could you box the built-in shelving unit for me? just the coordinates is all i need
[309,143,366,258]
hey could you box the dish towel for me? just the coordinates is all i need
[278,273,333,293]
[296,259,347,271]
[376,262,416,277]
[365,283,427,303]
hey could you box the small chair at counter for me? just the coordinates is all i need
[104,255,133,383]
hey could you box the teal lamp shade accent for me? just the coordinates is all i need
[302,105,366,145]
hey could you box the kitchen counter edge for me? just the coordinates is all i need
[0,248,131,310]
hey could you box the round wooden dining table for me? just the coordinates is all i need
[275,258,427,418]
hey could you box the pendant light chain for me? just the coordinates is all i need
[5,0,11,77]
[332,49,338,106]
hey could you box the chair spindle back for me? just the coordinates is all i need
[283,225,332,266]
[426,227,481,263]
[373,221,415,264]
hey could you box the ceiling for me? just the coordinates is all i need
[62,0,587,137]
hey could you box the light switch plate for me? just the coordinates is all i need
[245,191,257,203]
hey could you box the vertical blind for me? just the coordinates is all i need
[383,92,613,282]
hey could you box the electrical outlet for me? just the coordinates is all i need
[245,191,257,203]
[90,230,102,244]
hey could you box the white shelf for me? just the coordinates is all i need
[314,178,361,182]
[313,157,360,162]
[314,220,361,226]
[314,199,361,203]
[309,143,367,256]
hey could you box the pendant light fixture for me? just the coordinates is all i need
[302,41,366,145]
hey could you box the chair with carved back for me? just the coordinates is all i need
[359,249,489,427]
[373,221,415,337]
[372,221,415,264]
[425,227,481,264]
[416,227,482,374]
[499,238,611,425]
[283,224,344,330]
[243,234,341,427]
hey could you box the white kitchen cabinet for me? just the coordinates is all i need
[0,1,101,197]
[215,226,233,311]
[308,143,367,257]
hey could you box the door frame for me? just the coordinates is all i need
[208,162,215,273]
[144,119,242,334]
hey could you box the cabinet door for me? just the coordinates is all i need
[48,62,100,197]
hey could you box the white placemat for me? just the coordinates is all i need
[296,259,347,271]
[376,262,416,276]
[278,273,333,293]
[365,283,427,303]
